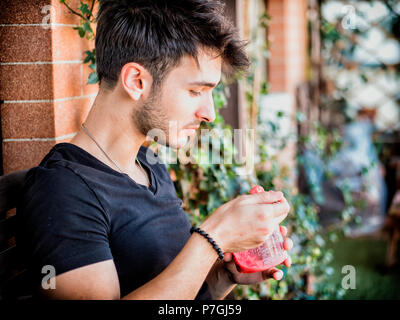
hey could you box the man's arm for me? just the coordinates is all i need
[37,188,290,299]
[41,232,219,300]
[206,260,236,300]
[122,232,218,299]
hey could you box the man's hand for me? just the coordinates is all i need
[200,191,290,254]
[222,225,293,284]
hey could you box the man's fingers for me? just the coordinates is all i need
[249,201,290,221]
[224,252,233,263]
[262,268,283,280]
[225,259,240,274]
[280,225,287,237]
[283,238,293,251]
[239,191,284,205]
[273,269,284,280]
[283,255,292,268]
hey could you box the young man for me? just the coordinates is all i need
[17,0,292,300]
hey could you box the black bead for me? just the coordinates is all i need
[190,226,224,260]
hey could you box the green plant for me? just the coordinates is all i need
[59,0,98,84]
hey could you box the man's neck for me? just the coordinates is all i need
[70,91,146,174]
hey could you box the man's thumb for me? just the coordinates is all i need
[224,252,233,262]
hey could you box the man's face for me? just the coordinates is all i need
[133,49,221,149]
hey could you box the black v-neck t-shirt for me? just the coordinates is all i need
[16,142,211,299]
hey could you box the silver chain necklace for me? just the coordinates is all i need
[81,123,150,187]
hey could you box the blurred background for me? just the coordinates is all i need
[0,0,399,299]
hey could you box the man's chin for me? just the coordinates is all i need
[167,139,189,150]
[149,131,196,149]
[152,138,186,150]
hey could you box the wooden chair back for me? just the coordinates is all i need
[0,169,32,300]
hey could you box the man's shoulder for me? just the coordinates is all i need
[18,162,108,223]
[24,163,90,197]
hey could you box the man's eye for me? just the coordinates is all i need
[189,90,201,96]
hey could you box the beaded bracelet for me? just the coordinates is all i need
[190,226,224,261]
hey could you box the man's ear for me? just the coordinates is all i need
[120,62,152,101]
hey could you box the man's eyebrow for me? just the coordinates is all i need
[188,81,218,88]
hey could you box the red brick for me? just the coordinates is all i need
[0,64,53,101]
[0,26,51,63]
[2,140,55,173]
[51,25,92,61]
[54,97,93,136]
[0,0,50,24]
[51,0,81,25]
[0,102,55,139]
[269,82,286,93]
[52,63,82,99]
[267,0,307,93]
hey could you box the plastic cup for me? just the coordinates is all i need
[232,186,286,273]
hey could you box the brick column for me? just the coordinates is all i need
[267,0,307,94]
[0,0,98,174]
[262,0,308,190]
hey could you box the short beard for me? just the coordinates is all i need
[132,83,169,141]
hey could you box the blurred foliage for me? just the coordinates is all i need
[320,0,400,131]
[63,1,367,300]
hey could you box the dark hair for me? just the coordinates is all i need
[95,0,249,90]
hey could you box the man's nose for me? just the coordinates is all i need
[195,93,216,123]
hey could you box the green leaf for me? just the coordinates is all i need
[260,81,269,95]
[83,49,96,64]
[360,73,368,83]
[87,72,98,84]
[83,55,92,64]
[79,2,92,17]
[245,92,253,104]
[82,21,93,33]
[73,26,86,38]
